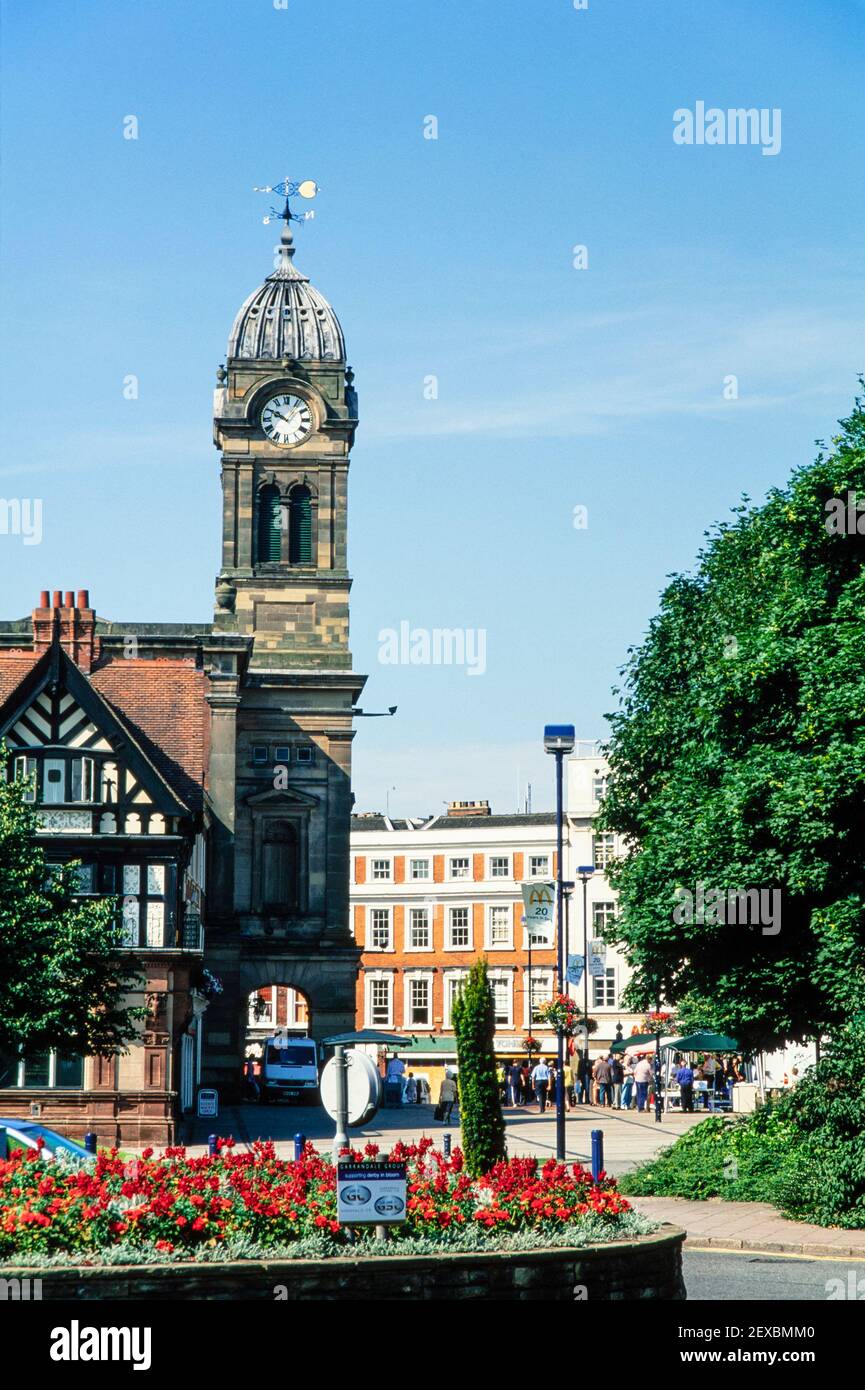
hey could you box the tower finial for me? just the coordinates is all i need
[253,177,319,233]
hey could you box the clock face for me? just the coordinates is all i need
[261,393,313,446]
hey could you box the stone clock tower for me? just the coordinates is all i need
[203,207,366,1095]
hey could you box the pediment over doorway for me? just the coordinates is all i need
[245,786,319,810]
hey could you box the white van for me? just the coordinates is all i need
[260,1034,319,1104]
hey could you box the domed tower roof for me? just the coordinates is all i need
[227,221,345,363]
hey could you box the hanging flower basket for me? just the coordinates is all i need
[192,968,224,1002]
[536,994,582,1036]
[522,1036,541,1055]
[642,1010,676,1035]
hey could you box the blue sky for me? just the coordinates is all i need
[1,0,863,815]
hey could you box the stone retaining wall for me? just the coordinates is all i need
[2,1224,685,1301]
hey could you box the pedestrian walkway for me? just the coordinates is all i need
[630,1197,865,1259]
[183,1100,708,1174]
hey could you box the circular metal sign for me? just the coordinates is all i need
[320,1048,382,1127]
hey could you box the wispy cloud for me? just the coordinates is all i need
[362,308,864,441]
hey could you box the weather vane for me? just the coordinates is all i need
[253,176,319,227]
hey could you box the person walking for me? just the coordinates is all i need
[676,1059,695,1112]
[621,1058,635,1110]
[404,1072,417,1104]
[531,1057,551,1112]
[577,1053,592,1105]
[610,1055,624,1109]
[633,1055,653,1112]
[520,1061,531,1105]
[508,1059,522,1107]
[567,1054,579,1110]
[593,1054,612,1107]
[243,1056,260,1102]
[439,1070,458,1123]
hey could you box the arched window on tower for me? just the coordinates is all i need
[257,484,282,563]
[288,486,313,565]
[262,820,298,912]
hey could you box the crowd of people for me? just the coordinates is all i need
[495,1051,748,1113]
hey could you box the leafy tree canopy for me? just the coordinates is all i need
[598,392,865,1050]
[0,748,144,1062]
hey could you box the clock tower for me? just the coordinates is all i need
[203,197,366,1094]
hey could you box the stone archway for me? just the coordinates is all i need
[202,942,360,1101]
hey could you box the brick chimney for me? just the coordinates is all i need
[32,589,100,673]
[447,799,491,818]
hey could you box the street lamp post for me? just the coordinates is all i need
[577,865,594,1103]
[544,724,575,1162]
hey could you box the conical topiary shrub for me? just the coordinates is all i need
[451,958,507,1176]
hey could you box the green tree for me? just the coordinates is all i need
[0,750,144,1067]
[597,393,865,1050]
[451,958,507,1176]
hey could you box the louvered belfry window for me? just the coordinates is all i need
[289,485,313,564]
[257,484,282,562]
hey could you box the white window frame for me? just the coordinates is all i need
[443,969,469,1028]
[248,986,276,1029]
[13,754,37,802]
[528,853,550,879]
[593,833,616,869]
[488,853,511,879]
[366,971,394,1029]
[445,903,473,950]
[592,967,617,1010]
[404,971,434,1030]
[488,970,513,1028]
[448,856,471,881]
[409,857,431,881]
[406,905,432,952]
[370,857,392,882]
[592,773,608,803]
[524,968,554,1028]
[71,756,95,804]
[592,901,617,932]
[486,903,513,951]
[367,906,393,951]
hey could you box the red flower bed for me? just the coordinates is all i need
[0,1137,629,1258]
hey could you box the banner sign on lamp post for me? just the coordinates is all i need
[567,954,585,986]
[520,881,555,948]
[588,939,607,977]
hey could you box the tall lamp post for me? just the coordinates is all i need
[543,723,575,1162]
[577,864,594,1099]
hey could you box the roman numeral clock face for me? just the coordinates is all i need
[261,393,313,446]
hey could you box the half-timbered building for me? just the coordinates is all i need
[0,590,240,1144]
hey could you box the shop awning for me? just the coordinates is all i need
[668,1032,739,1052]
[321,1030,412,1047]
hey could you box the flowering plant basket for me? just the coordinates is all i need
[641,1011,676,1035]
[522,1036,541,1055]
[536,994,582,1036]
[193,968,223,1001]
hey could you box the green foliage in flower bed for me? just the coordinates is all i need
[0,1136,636,1260]
[1,1211,658,1268]
[620,1020,865,1229]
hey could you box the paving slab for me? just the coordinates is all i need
[629,1197,865,1258]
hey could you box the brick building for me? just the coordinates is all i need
[349,774,642,1098]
